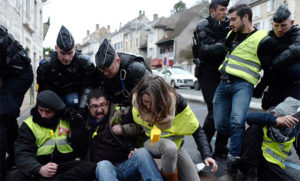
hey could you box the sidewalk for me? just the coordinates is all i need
[180,93,262,111]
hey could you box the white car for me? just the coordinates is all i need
[158,68,197,89]
[151,69,160,75]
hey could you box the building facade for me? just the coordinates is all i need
[81,24,110,64]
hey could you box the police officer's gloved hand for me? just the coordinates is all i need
[61,107,84,124]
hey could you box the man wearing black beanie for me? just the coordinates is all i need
[6,90,96,181]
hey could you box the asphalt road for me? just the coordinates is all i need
[177,87,300,180]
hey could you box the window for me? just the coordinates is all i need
[26,0,31,20]
[160,48,165,54]
[136,38,138,47]
[34,1,37,27]
[253,5,260,18]
[130,40,132,48]
[267,1,272,12]
[264,20,270,31]
[148,48,153,57]
[149,32,153,42]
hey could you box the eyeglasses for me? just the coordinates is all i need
[89,102,108,110]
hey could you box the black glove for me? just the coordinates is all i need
[61,107,84,124]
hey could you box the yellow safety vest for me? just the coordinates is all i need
[261,126,295,169]
[24,117,73,156]
[219,30,267,85]
[132,105,199,149]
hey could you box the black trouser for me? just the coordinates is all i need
[6,160,97,181]
[0,66,33,179]
[199,68,228,151]
[240,125,295,181]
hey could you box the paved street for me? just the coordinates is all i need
[177,87,300,180]
[16,87,300,180]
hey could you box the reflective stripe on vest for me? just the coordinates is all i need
[261,126,295,169]
[132,105,199,149]
[24,117,73,156]
[219,30,267,85]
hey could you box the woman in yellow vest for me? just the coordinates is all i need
[130,75,217,181]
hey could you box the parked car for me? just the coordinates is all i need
[158,68,197,89]
[152,69,160,75]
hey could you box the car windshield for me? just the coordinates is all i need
[171,68,191,75]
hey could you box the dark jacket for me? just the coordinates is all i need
[37,51,98,98]
[86,104,138,163]
[254,25,300,109]
[101,53,151,106]
[177,94,213,160]
[14,107,87,178]
[193,16,230,72]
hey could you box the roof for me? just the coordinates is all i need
[155,3,208,45]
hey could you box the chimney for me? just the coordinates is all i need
[107,25,110,33]
[96,24,99,30]
[153,14,158,21]
[87,30,90,36]
[139,10,142,16]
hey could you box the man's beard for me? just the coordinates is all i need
[31,106,60,129]
[238,22,245,33]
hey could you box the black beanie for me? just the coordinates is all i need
[37,90,66,111]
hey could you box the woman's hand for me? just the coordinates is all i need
[204,157,218,173]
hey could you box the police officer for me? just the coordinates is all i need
[193,0,230,157]
[0,25,34,179]
[95,38,151,106]
[254,5,300,110]
[37,25,98,108]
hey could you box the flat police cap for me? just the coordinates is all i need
[95,38,115,69]
[211,0,230,7]
[273,5,291,23]
[56,25,75,52]
[37,90,66,111]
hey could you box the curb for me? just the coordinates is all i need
[180,93,262,111]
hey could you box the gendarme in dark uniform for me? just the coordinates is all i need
[0,25,34,179]
[192,0,230,157]
[95,38,151,106]
[37,26,98,108]
[254,5,300,110]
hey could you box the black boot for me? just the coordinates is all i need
[0,150,6,180]
[244,166,257,181]
[218,154,241,181]
[214,132,229,158]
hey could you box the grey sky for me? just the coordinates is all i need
[43,0,198,48]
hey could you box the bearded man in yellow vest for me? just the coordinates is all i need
[6,90,96,181]
[212,4,275,179]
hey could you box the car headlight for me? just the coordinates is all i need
[177,79,183,83]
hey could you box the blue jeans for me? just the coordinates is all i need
[95,148,163,181]
[213,80,253,156]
